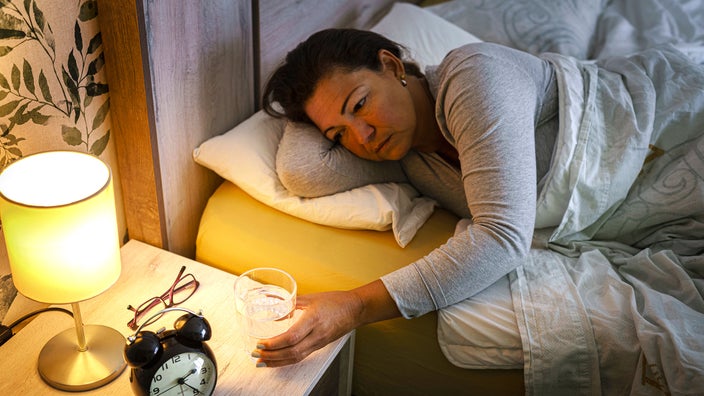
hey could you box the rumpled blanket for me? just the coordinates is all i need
[515,46,704,395]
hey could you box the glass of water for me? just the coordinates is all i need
[233,267,297,355]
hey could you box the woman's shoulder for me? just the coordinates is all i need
[442,42,535,69]
[432,42,529,93]
[434,42,550,95]
[431,41,545,137]
[446,42,511,59]
[425,43,522,88]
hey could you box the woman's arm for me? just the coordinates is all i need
[252,280,400,367]
[383,44,543,318]
[255,44,548,367]
[276,121,407,197]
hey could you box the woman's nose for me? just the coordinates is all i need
[351,120,375,144]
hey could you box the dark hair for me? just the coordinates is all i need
[261,28,421,124]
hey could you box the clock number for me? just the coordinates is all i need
[147,352,215,396]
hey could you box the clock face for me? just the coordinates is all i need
[149,352,217,395]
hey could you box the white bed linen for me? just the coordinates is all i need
[514,47,704,395]
[427,0,607,59]
[430,1,704,394]
[592,0,704,61]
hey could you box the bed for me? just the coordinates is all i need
[100,1,704,395]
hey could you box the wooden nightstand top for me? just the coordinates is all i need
[0,240,353,395]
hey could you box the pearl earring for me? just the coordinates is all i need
[400,74,407,87]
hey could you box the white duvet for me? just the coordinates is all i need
[518,47,704,396]
[431,0,704,394]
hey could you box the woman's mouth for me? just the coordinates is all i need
[374,135,391,153]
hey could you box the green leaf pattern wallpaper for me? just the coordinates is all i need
[0,0,115,165]
[0,0,126,321]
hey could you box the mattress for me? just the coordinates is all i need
[195,181,524,395]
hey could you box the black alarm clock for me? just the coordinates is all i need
[124,307,217,396]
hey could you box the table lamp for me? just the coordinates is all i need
[0,150,126,391]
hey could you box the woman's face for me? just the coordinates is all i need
[304,51,417,161]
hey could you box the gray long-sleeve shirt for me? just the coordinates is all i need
[381,43,559,318]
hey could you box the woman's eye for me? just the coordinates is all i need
[353,97,366,113]
[331,129,343,144]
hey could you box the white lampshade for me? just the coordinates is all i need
[0,151,126,391]
[0,150,121,303]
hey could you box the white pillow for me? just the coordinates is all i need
[426,0,606,59]
[193,3,480,247]
[193,110,436,247]
[371,2,482,71]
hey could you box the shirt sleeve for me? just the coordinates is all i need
[381,44,540,318]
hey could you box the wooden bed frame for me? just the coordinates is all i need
[97,0,401,258]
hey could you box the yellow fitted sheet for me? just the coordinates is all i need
[195,181,524,395]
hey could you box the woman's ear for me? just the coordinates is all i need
[378,49,405,78]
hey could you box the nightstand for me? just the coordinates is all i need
[0,239,354,395]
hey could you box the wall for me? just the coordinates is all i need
[0,0,124,321]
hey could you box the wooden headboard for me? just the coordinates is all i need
[97,0,400,258]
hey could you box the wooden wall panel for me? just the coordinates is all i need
[100,0,255,258]
[98,0,165,249]
[140,0,255,258]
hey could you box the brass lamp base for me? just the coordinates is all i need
[37,324,127,391]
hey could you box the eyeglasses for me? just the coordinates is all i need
[127,265,200,330]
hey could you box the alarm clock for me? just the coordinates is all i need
[124,307,217,396]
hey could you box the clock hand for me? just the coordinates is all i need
[177,370,201,394]
[156,369,196,395]
[180,381,202,394]
[157,383,181,394]
[181,368,197,380]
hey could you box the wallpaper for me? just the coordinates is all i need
[0,0,125,322]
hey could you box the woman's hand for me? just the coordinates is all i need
[252,279,400,367]
[251,291,361,367]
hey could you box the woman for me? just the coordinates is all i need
[253,28,560,367]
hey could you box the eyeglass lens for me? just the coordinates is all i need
[127,266,199,330]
